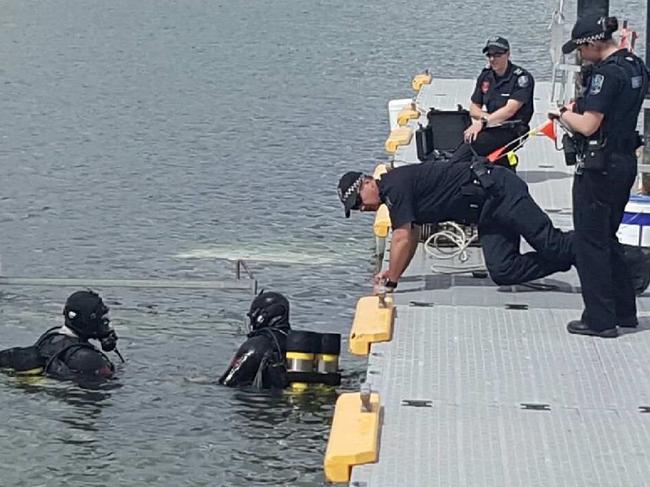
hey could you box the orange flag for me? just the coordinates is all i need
[487,146,505,162]
[537,120,556,141]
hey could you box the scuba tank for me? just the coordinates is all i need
[285,330,341,389]
[316,333,341,385]
[286,330,320,391]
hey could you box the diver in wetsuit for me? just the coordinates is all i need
[0,290,119,380]
[219,291,290,389]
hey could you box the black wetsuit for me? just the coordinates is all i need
[0,327,114,380]
[219,327,289,389]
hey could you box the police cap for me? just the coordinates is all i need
[482,36,510,55]
[337,171,365,218]
[562,14,619,54]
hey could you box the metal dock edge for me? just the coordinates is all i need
[329,78,650,486]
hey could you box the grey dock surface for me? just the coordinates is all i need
[350,79,650,486]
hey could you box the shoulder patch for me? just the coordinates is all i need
[481,80,490,93]
[517,75,529,88]
[589,73,605,95]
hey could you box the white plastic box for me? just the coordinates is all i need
[617,195,650,247]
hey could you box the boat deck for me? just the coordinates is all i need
[348,78,650,486]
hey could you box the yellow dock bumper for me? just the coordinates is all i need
[372,163,388,179]
[396,106,419,126]
[324,392,381,483]
[384,127,412,153]
[349,295,395,356]
[411,72,432,92]
[373,204,391,238]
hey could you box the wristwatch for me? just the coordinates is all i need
[384,279,398,289]
[480,115,488,127]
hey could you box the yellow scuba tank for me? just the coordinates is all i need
[285,331,341,390]
[316,333,341,385]
[286,330,319,391]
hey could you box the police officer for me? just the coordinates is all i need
[337,159,574,292]
[0,290,119,380]
[450,36,535,169]
[549,14,649,338]
[219,291,290,389]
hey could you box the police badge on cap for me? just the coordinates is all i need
[482,36,510,54]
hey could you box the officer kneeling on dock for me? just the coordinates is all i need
[219,291,341,390]
[337,159,574,292]
[549,14,649,338]
[0,290,118,381]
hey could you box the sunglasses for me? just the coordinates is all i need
[486,52,506,59]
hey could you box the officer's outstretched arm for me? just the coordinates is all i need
[385,224,419,284]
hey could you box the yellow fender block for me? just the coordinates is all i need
[396,106,419,126]
[349,295,394,356]
[373,204,391,238]
[372,164,391,237]
[324,392,381,483]
[373,163,388,179]
[384,127,412,153]
[411,72,432,92]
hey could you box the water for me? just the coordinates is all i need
[0,0,644,485]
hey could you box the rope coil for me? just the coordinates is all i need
[423,222,486,274]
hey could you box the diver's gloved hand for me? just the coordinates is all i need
[99,330,118,352]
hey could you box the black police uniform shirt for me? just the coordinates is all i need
[471,62,535,125]
[580,49,649,141]
[378,161,474,228]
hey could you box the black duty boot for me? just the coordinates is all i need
[567,320,618,338]
[618,316,638,328]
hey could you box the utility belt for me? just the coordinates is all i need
[563,131,642,173]
[285,330,341,390]
[454,158,498,224]
[469,158,498,194]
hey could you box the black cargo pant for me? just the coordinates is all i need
[476,166,574,285]
[573,153,638,331]
[449,125,528,170]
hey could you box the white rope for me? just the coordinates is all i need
[423,222,486,274]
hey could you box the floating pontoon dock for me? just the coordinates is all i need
[325,76,650,486]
